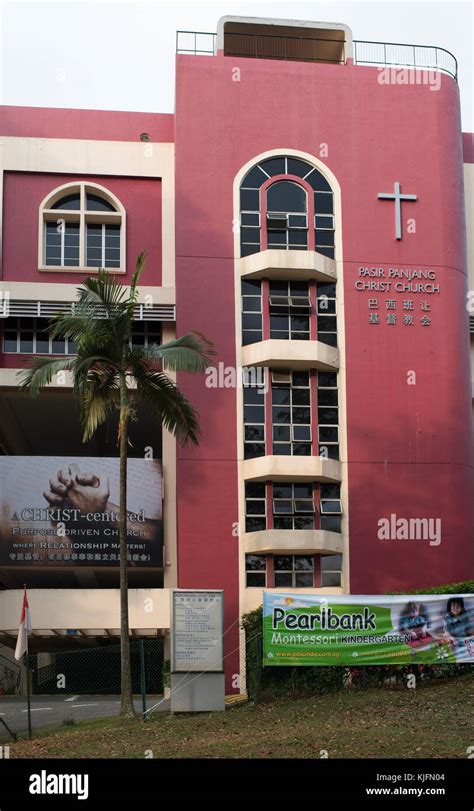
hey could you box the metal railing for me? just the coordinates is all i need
[354,40,457,81]
[176,30,458,81]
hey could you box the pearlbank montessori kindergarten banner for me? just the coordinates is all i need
[263,593,474,666]
[0,457,162,567]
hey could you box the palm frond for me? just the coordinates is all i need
[130,358,201,445]
[140,331,215,373]
[130,251,147,300]
[16,356,75,395]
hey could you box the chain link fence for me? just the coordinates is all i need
[28,639,164,695]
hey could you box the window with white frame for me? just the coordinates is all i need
[3,317,160,355]
[245,482,266,532]
[241,280,263,345]
[320,483,342,532]
[317,371,339,460]
[316,283,337,347]
[272,482,315,530]
[243,378,266,459]
[40,183,125,272]
[321,553,342,587]
[266,181,308,250]
[274,554,314,588]
[245,554,267,587]
[239,156,335,258]
[272,370,312,455]
[269,281,311,340]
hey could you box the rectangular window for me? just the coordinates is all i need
[272,483,315,530]
[320,553,342,587]
[240,197,261,256]
[241,280,262,345]
[245,554,266,587]
[272,370,312,456]
[316,283,337,347]
[2,318,72,355]
[267,215,308,251]
[45,221,80,267]
[86,224,121,268]
[245,482,266,533]
[3,318,159,355]
[130,322,161,348]
[269,281,311,341]
[314,193,335,258]
[274,554,314,587]
[320,483,342,533]
[317,371,339,460]
[243,376,266,459]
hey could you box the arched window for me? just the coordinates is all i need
[39,183,125,272]
[239,156,334,259]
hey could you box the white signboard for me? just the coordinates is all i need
[171,590,224,673]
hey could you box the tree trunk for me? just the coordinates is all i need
[119,375,136,718]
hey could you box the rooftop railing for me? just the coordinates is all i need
[176,30,458,81]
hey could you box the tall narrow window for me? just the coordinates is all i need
[243,377,266,459]
[241,280,263,345]
[272,370,312,456]
[317,372,339,460]
[266,181,308,250]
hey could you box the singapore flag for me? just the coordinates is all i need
[14,586,32,661]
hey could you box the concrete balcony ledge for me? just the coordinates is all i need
[241,338,339,370]
[0,588,171,636]
[243,528,342,555]
[237,249,337,281]
[243,455,341,482]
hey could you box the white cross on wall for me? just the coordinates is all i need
[378,181,417,240]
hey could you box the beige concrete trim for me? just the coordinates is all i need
[38,266,126,275]
[0,368,73,388]
[0,588,171,632]
[243,528,342,555]
[242,586,343,614]
[243,455,341,482]
[0,280,175,304]
[241,338,339,370]
[0,137,175,289]
[216,15,353,59]
[238,248,337,281]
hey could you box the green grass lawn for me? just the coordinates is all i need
[9,674,474,759]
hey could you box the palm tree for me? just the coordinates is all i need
[17,253,213,718]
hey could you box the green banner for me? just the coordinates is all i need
[263,593,474,666]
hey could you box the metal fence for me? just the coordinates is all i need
[353,40,457,81]
[176,31,458,81]
[28,639,164,695]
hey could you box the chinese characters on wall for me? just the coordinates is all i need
[355,267,439,327]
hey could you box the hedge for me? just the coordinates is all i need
[241,581,474,701]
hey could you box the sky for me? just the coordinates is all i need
[0,0,473,130]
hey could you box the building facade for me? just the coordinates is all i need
[0,16,473,693]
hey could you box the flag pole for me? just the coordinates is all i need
[24,649,32,739]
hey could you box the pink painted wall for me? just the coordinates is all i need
[174,50,473,680]
[2,172,162,285]
[0,105,174,142]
